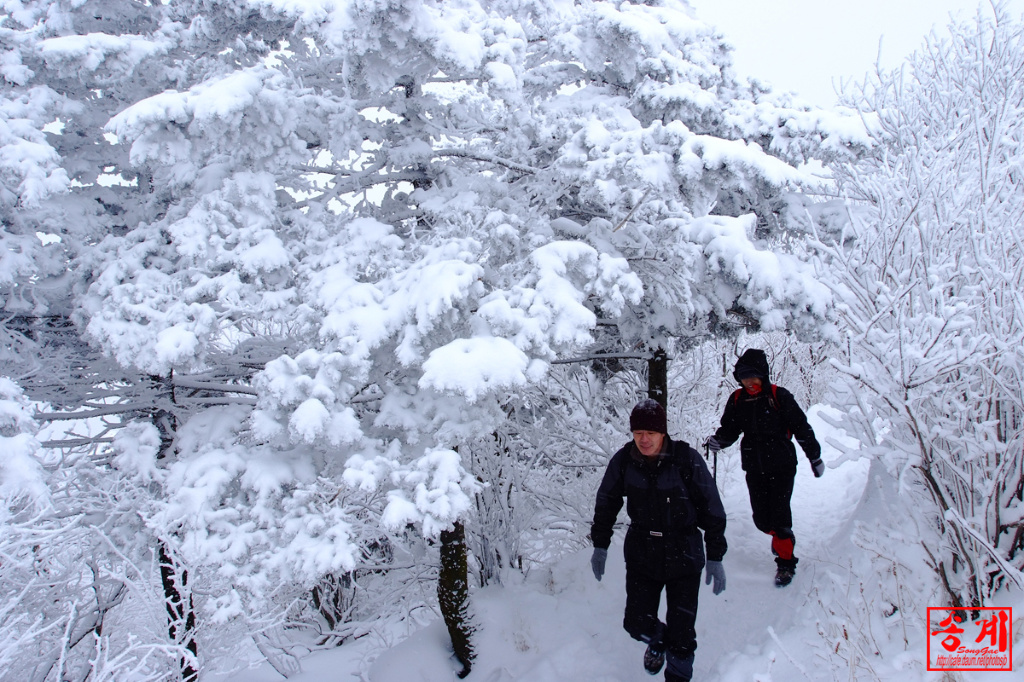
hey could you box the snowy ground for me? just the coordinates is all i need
[217,406,1023,681]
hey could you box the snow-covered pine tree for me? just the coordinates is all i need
[4,0,868,675]
[1,1,311,678]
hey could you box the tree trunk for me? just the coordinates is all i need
[438,521,474,678]
[648,347,668,409]
[159,542,198,682]
[152,390,197,681]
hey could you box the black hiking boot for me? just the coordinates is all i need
[643,644,665,675]
[775,566,795,587]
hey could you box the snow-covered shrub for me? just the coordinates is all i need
[0,381,188,681]
[818,4,1024,608]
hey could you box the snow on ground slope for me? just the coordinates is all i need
[219,405,1023,681]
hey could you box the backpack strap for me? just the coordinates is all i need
[768,384,793,439]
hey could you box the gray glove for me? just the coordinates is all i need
[705,436,722,453]
[591,548,608,581]
[705,560,726,595]
[810,458,825,478]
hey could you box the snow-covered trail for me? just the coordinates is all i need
[217,406,872,681]
[693,405,869,680]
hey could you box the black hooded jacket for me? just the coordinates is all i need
[591,437,727,576]
[713,349,821,474]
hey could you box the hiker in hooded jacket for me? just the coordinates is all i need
[705,349,824,588]
[590,398,727,682]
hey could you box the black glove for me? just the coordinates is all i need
[591,548,608,581]
[705,436,722,453]
[810,458,825,478]
[705,560,726,595]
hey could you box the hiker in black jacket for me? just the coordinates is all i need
[705,348,824,587]
[591,398,727,682]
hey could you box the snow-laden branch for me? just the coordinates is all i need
[944,506,1024,590]
[551,351,652,365]
[171,378,258,395]
[432,148,539,174]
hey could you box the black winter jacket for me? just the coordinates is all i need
[712,385,821,474]
[591,437,727,576]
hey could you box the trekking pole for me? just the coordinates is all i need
[704,441,717,482]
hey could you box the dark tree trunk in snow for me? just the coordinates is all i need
[439,521,474,677]
[648,347,668,409]
[159,542,198,681]
[153,398,198,681]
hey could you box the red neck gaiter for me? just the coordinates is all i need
[744,384,763,396]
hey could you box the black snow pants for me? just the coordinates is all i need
[623,564,699,680]
[744,466,798,570]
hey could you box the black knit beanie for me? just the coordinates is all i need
[629,398,667,433]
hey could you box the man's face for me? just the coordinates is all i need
[633,430,665,457]
[740,376,763,392]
